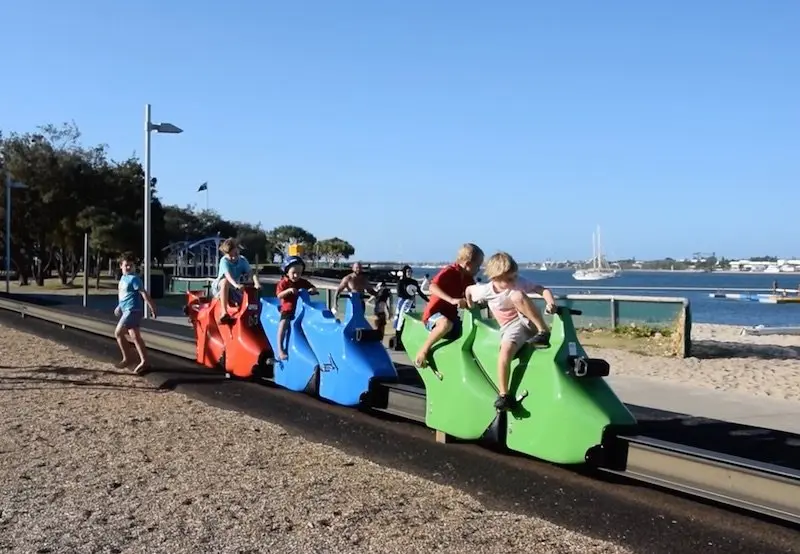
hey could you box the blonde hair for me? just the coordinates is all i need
[456,243,484,264]
[483,251,519,281]
[219,238,238,254]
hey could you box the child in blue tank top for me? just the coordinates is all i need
[115,252,157,374]
[212,238,261,323]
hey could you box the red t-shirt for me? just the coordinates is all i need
[276,276,315,314]
[422,264,475,323]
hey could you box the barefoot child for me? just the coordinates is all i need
[465,251,556,411]
[212,238,260,324]
[414,243,484,368]
[370,281,393,340]
[275,256,317,360]
[114,253,157,375]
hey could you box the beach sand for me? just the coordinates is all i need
[589,323,800,402]
[0,324,628,554]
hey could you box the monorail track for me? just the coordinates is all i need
[1,296,798,528]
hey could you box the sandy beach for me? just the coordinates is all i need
[0,324,629,554]
[588,323,800,402]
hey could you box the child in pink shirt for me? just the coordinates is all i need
[465,251,556,411]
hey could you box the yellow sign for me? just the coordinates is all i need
[288,243,305,256]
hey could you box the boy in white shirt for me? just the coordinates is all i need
[465,251,556,411]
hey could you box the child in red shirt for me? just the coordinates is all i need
[275,256,317,360]
[415,243,484,368]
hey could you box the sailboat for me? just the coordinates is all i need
[572,226,621,281]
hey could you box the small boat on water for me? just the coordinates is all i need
[741,325,800,336]
[572,226,621,281]
[709,292,800,304]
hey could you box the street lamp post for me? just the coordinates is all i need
[4,176,28,294]
[143,103,183,318]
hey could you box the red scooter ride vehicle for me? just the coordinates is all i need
[185,284,273,379]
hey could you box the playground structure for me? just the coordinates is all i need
[162,235,223,278]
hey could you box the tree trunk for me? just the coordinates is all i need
[56,249,68,285]
[67,251,79,285]
[40,249,54,286]
[95,252,102,290]
[18,249,32,286]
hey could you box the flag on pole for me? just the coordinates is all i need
[197,182,208,192]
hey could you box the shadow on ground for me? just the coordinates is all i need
[692,340,800,360]
[630,404,800,469]
[0,364,160,392]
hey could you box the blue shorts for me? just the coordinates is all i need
[424,313,462,340]
[211,280,243,304]
[118,310,142,329]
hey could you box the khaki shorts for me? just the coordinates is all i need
[500,316,536,350]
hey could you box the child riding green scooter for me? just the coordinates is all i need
[465,251,556,411]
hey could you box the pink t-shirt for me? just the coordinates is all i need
[467,278,540,326]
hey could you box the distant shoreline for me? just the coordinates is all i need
[382,265,798,276]
[521,268,795,275]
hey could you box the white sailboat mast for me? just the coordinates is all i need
[597,225,602,268]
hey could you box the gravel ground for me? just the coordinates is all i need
[0,324,631,554]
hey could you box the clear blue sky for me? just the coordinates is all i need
[2,1,798,262]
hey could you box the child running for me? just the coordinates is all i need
[212,238,260,324]
[393,265,429,334]
[114,252,157,375]
[414,243,484,368]
[275,256,317,360]
[465,251,556,411]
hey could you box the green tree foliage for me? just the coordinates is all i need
[0,122,354,285]
[316,237,356,265]
[267,225,317,260]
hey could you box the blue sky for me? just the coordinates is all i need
[2,1,798,262]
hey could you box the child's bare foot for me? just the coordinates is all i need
[414,349,429,368]
[114,359,132,369]
[133,362,150,375]
[278,350,288,361]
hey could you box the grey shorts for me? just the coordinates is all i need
[500,316,536,350]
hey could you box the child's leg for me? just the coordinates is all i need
[414,315,454,368]
[494,321,528,410]
[126,315,149,374]
[497,340,517,395]
[375,312,387,339]
[217,280,231,321]
[513,292,549,333]
[276,317,289,360]
[498,321,527,395]
[392,300,403,331]
[114,318,134,368]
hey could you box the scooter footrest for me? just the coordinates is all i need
[567,356,610,378]
[354,328,383,343]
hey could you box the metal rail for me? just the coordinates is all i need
[0,296,798,525]
[620,437,800,525]
[0,297,195,359]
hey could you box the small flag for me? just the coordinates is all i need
[197,182,208,192]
